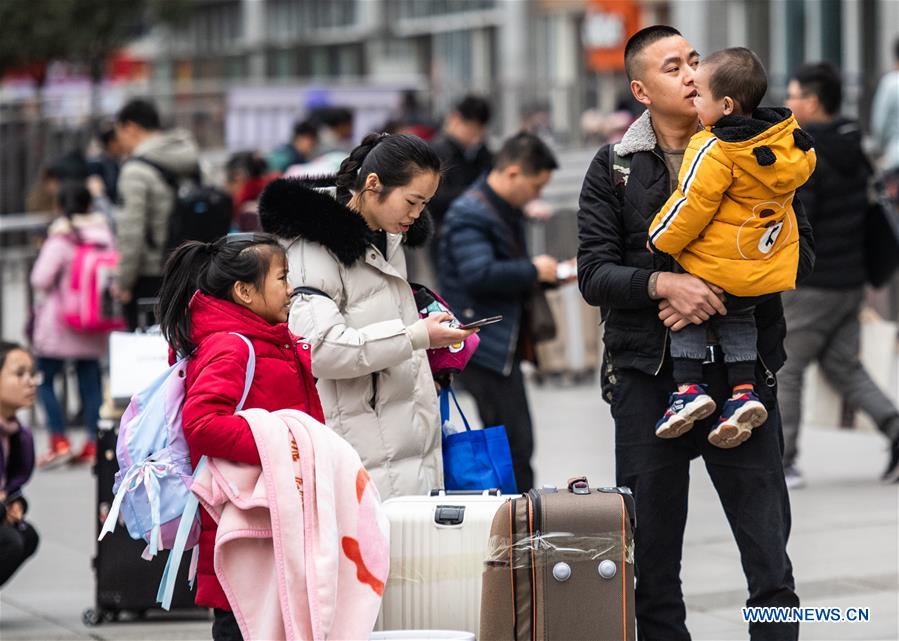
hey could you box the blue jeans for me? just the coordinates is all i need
[670,306,758,388]
[36,358,102,440]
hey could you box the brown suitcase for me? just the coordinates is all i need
[479,477,636,641]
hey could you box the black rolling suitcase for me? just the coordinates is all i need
[83,298,206,626]
[83,418,206,626]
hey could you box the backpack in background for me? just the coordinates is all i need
[61,240,126,333]
[98,333,255,608]
[131,157,233,255]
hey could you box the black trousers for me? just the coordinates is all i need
[607,360,798,641]
[459,359,534,493]
[123,275,164,331]
[0,520,39,587]
[212,608,243,641]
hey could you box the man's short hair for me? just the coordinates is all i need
[293,120,318,140]
[624,25,682,81]
[493,132,559,175]
[97,123,117,148]
[320,106,353,128]
[116,99,161,131]
[791,62,842,115]
[454,94,492,125]
[703,47,768,114]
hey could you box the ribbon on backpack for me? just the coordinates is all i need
[98,459,174,558]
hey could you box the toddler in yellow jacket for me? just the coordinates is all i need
[648,47,816,448]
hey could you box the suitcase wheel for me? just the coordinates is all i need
[82,608,102,627]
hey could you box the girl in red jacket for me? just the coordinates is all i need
[156,233,324,640]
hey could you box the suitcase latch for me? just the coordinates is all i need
[434,505,465,526]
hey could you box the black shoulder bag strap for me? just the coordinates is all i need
[125,156,180,250]
[292,286,332,299]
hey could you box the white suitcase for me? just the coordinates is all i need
[376,490,514,635]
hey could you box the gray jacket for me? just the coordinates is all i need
[114,129,199,290]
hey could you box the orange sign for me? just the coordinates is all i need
[583,0,641,71]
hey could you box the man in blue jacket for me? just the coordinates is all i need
[439,132,559,492]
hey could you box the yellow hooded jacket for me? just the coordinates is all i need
[648,108,817,297]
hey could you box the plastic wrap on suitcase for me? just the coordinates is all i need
[485,532,634,569]
[479,479,636,641]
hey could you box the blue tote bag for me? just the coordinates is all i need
[440,387,517,494]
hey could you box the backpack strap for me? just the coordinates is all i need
[608,143,631,194]
[126,157,202,250]
[157,333,255,610]
[230,332,256,412]
[292,286,332,300]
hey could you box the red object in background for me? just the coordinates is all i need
[107,51,148,82]
[2,61,49,84]
[583,0,641,72]
[233,172,279,231]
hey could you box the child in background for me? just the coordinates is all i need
[0,341,40,587]
[31,182,115,467]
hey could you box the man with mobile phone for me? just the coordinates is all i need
[438,132,559,492]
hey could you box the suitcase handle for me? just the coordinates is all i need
[567,476,590,494]
[428,488,501,497]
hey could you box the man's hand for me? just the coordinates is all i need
[4,500,24,525]
[524,199,554,220]
[111,282,132,304]
[656,272,726,326]
[658,299,693,331]
[532,255,559,284]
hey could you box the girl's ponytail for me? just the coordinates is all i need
[156,241,214,357]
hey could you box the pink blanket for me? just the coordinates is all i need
[191,408,389,640]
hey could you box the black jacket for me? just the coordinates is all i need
[429,134,493,228]
[796,118,870,289]
[438,179,538,376]
[576,111,815,377]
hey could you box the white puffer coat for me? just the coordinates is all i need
[260,177,442,499]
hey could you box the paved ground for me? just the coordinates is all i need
[1,377,897,640]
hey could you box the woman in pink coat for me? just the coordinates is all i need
[30,182,113,468]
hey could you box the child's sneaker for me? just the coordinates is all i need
[37,434,73,469]
[655,384,717,439]
[708,391,768,448]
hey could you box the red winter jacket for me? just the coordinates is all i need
[181,292,324,610]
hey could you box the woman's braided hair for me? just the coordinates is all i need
[335,132,441,205]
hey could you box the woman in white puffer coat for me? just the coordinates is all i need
[259,133,475,499]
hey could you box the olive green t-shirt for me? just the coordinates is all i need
[660,147,686,194]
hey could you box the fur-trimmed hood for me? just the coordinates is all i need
[614,110,662,156]
[258,176,433,266]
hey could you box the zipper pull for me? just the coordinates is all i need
[764,368,776,388]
